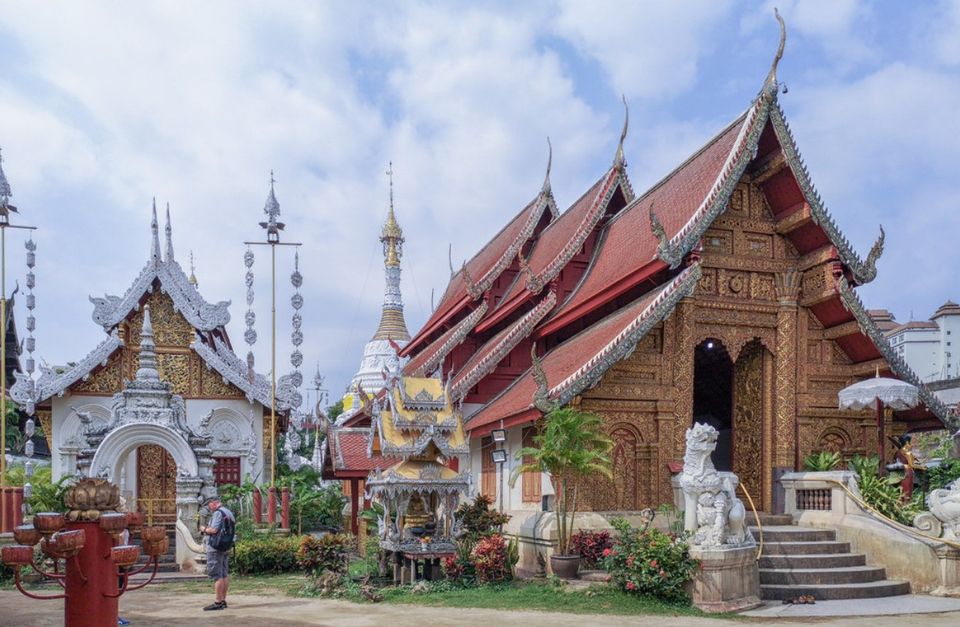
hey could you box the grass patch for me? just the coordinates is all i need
[345,579,710,617]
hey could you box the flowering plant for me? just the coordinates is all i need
[470,533,513,584]
[603,517,698,603]
[570,529,612,569]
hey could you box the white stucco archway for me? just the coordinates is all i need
[91,422,199,481]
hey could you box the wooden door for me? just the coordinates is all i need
[137,444,177,524]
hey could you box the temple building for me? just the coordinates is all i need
[10,201,293,525]
[339,166,411,418]
[398,33,954,520]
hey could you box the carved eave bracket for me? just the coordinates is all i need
[530,343,556,415]
[462,262,482,300]
[518,249,544,294]
[650,204,682,269]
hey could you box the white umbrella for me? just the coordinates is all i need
[839,371,919,474]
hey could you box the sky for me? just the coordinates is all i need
[1,1,959,405]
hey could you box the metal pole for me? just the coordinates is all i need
[271,242,277,487]
[1,224,6,532]
[877,398,885,477]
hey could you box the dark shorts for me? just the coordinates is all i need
[206,550,229,580]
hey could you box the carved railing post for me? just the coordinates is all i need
[774,270,800,508]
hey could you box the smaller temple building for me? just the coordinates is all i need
[11,203,292,526]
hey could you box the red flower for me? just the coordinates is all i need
[602,548,612,557]
[626,581,636,591]
[659,569,667,578]
[626,555,634,567]
[650,559,658,568]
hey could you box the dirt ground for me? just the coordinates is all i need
[4,589,960,626]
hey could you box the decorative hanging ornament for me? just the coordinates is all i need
[243,246,256,380]
[22,237,38,510]
[286,251,304,409]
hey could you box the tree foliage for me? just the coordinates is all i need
[508,407,613,556]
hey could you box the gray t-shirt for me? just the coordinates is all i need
[205,506,234,551]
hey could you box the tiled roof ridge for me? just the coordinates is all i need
[525,167,625,294]
[769,102,885,286]
[467,190,559,300]
[411,302,489,376]
[450,289,558,400]
[656,98,769,268]
[550,264,702,405]
[837,276,955,429]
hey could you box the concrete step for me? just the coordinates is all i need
[751,526,836,542]
[759,553,867,569]
[760,580,910,601]
[762,540,851,555]
[760,565,888,585]
[755,513,793,526]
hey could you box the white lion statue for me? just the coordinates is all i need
[679,423,751,548]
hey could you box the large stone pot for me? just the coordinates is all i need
[550,554,581,579]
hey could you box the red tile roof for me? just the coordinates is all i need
[406,193,553,353]
[402,303,488,376]
[328,427,399,474]
[467,267,698,431]
[553,115,747,320]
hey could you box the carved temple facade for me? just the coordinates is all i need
[11,203,292,524]
[399,50,955,516]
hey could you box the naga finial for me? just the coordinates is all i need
[542,136,553,195]
[649,202,682,269]
[462,261,481,300]
[858,224,885,283]
[531,343,555,414]
[614,95,629,169]
[448,243,454,278]
[763,8,787,99]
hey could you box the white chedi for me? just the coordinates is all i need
[679,423,752,548]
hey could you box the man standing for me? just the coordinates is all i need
[202,496,235,611]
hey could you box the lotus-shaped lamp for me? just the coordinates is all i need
[13,524,41,547]
[140,527,166,543]
[125,511,144,532]
[142,537,169,558]
[33,512,65,536]
[44,529,86,559]
[111,544,141,568]
[99,512,128,534]
[1,544,35,567]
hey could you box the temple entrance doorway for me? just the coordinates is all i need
[692,337,770,510]
[136,444,178,525]
[693,338,734,471]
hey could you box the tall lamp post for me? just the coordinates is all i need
[0,147,37,533]
[244,172,301,487]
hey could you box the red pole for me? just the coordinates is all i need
[280,487,290,530]
[64,521,119,627]
[350,479,359,536]
[252,487,262,524]
[13,487,22,528]
[877,398,885,477]
[267,487,277,525]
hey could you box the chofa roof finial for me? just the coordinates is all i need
[542,136,553,195]
[165,202,174,262]
[150,198,161,264]
[613,95,629,170]
[763,8,787,99]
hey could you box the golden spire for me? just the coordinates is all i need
[381,161,404,267]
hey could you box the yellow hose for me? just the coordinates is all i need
[737,483,763,560]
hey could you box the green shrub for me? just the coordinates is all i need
[297,533,349,579]
[849,454,922,525]
[470,533,512,584]
[803,451,842,472]
[454,494,510,540]
[232,535,302,575]
[603,517,698,603]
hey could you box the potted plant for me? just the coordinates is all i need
[509,406,612,578]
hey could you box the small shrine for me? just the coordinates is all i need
[365,374,469,582]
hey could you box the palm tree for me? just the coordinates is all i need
[509,407,613,556]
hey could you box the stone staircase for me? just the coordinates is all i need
[753,514,909,601]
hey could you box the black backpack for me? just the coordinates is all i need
[209,512,236,551]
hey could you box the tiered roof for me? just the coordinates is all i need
[400,15,954,433]
[10,203,291,411]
